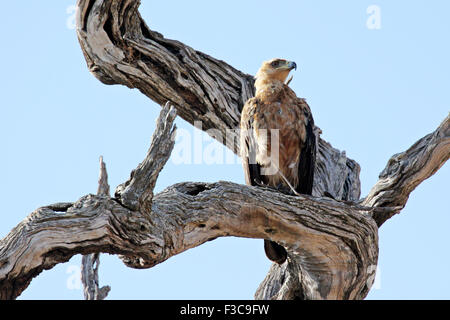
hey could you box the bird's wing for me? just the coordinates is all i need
[240,98,263,186]
[295,98,316,195]
[242,98,288,264]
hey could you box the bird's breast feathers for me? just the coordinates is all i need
[240,84,313,189]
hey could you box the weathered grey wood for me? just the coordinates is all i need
[73,0,369,300]
[81,253,110,300]
[0,182,380,300]
[364,114,450,226]
[97,156,110,197]
[0,0,448,301]
[75,0,361,198]
[73,0,448,300]
[0,194,141,300]
[81,156,111,300]
[76,0,254,153]
[115,102,177,213]
[313,136,361,201]
[1,103,446,299]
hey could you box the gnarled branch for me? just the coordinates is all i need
[81,156,111,300]
[76,0,254,152]
[1,103,447,299]
[115,102,177,213]
[364,114,450,226]
[0,0,448,301]
[73,0,450,300]
[0,159,378,301]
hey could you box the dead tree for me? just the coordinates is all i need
[0,0,449,300]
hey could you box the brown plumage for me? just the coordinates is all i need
[240,58,316,264]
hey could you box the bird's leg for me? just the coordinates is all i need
[323,191,336,199]
[274,184,295,196]
[253,180,267,188]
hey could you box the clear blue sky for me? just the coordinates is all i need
[0,1,448,299]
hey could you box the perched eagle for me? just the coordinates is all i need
[240,58,316,264]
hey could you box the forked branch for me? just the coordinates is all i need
[81,156,111,300]
[1,104,447,300]
[0,0,448,301]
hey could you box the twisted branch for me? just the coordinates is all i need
[364,115,450,226]
[81,156,111,300]
[0,0,448,301]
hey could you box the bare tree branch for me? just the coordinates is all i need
[81,253,110,300]
[76,0,253,152]
[81,156,111,300]
[97,156,110,197]
[73,0,371,299]
[0,0,448,301]
[0,194,139,300]
[364,114,450,226]
[115,102,177,213]
[1,102,446,299]
[0,102,375,300]
[73,0,448,299]
[0,184,378,300]
[75,0,363,201]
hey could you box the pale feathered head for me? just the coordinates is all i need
[255,58,297,88]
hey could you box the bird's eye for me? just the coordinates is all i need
[271,60,279,68]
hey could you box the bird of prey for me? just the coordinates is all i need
[240,58,316,264]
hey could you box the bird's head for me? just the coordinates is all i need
[255,58,297,91]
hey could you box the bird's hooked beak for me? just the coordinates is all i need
[284,61,297,86]
[276,60,297,71]
[287,61,297,71]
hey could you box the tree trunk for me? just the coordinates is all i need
[0,0,448,300]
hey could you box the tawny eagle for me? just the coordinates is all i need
[240,58,316,264]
